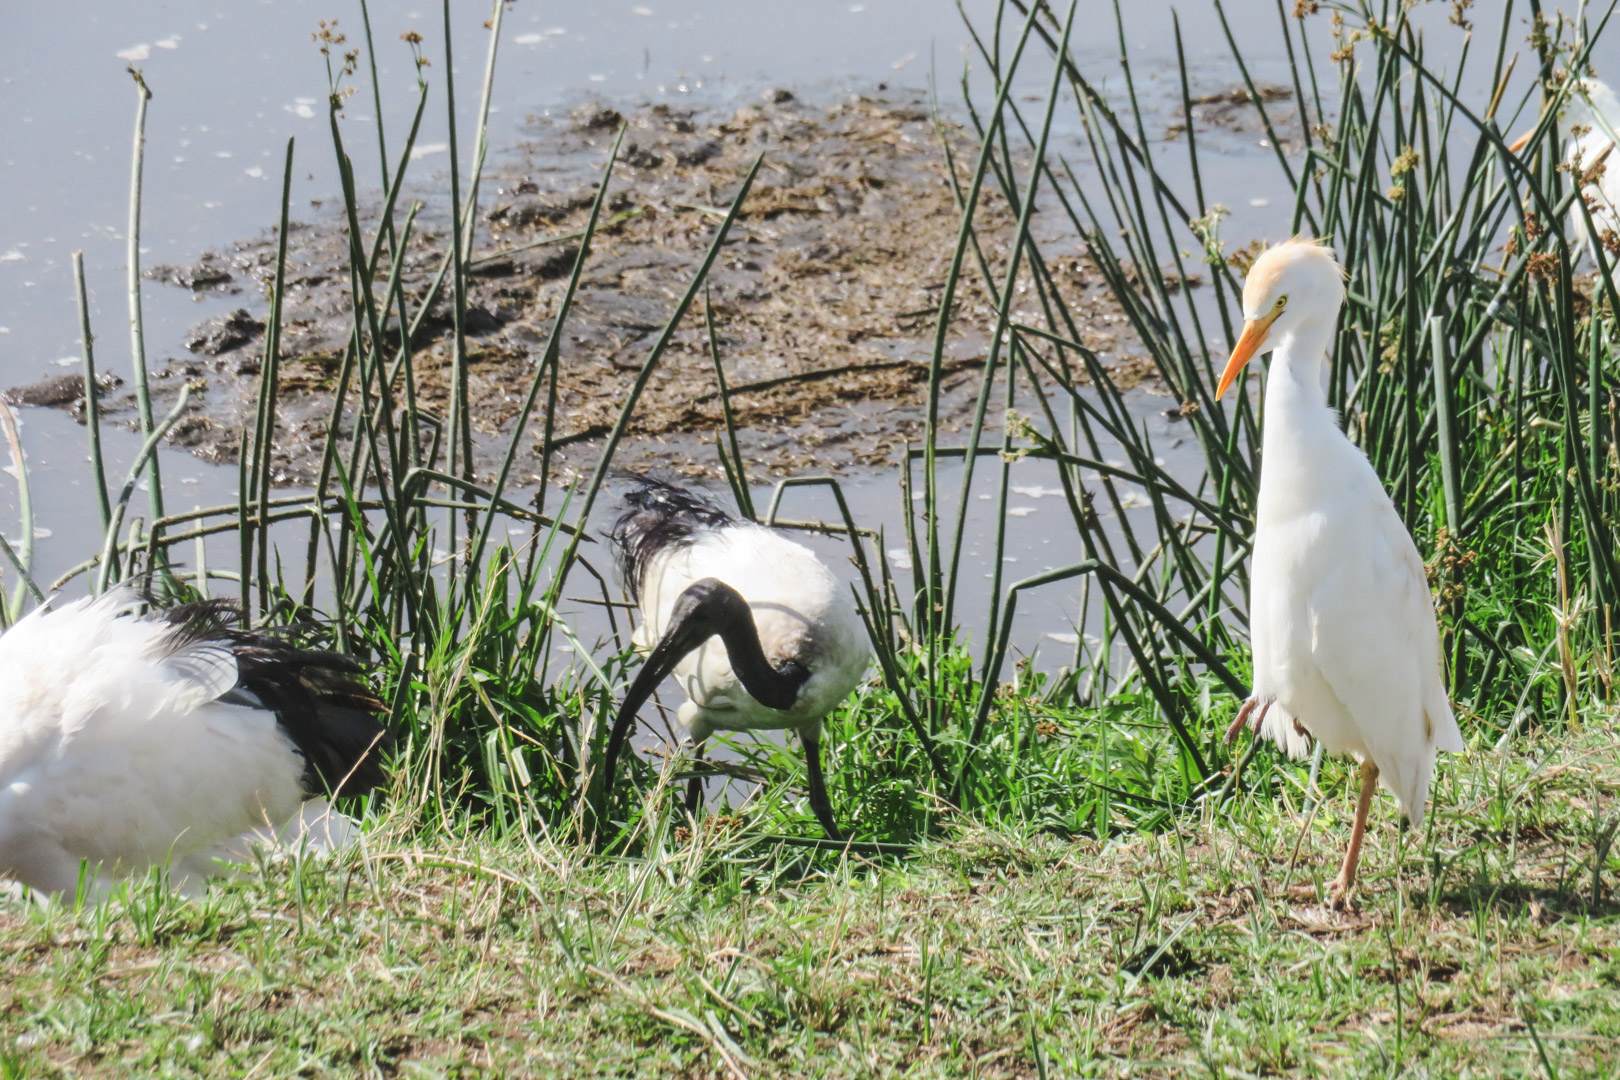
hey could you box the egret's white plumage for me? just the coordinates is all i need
[1218,237,1465,900]
[605,478,869,839]
[1514,79,1620,253]
[0,590,390,899]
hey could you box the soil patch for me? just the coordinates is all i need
[12,88,1147,486]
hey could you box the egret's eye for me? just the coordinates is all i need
[1274,295,1288,310]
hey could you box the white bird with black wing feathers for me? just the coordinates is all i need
[1216,237,1465,904]
[0,590,391,899]
[603,478,870,840]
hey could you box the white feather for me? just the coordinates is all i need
[0,593,314,898]
[1235,240,1464,829]
[160,640,242,709]
[634,522,869,741]
[1558,79,1620,255]
[170,798,363,893]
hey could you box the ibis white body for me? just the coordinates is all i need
[0,591,382,899]
[631,522,868,742]
[606,477,870,840]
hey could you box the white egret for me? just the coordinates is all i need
[1216,237,1464,904]
[1510,78,1620,254]
[0,590,391,899]
[603,477,869,840]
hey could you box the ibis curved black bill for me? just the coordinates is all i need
[599,577,841,841]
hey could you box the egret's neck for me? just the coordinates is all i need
[1263,319,1335,415]
[1257,318,1342,519]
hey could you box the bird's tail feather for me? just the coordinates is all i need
[1426,693,1466,754]
[1378,742,1439,829]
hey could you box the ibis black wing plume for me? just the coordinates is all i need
[156,601,393,798]
[608,476,735,604]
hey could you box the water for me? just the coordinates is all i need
[0,2,948,583]
[0,0,1312,397]
[0,0,1530,651]
[6,0,1573,809]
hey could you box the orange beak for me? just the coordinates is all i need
[1216,314,1279,401]
[1507,129,1533,153]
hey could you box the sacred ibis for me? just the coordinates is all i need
[603,477,869,840]
[0,589,391,899]
[1216,237,1465,905]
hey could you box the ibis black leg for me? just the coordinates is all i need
[685,738,707,817]
[802,736,843,842]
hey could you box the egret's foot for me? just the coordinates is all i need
[1285,876,1357,910]
[1225,699,1256,743]
[1225,698,1272,744]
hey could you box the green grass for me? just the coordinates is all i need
[3,726,1617,1078]
[5,0,1620,1073]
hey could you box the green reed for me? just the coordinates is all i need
[16,0,1617,851]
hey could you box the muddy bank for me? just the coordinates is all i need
[10,87,1201,486]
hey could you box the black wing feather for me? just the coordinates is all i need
[229,640,392,796]
[608,476,734,604]
[151,600,393,797]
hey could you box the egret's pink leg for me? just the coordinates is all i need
[1327,760,1381,905]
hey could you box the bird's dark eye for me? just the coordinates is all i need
[1275,295,1288,309]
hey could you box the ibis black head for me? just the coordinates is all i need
[600,577,811,796]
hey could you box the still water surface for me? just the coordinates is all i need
[0,1,1534,670]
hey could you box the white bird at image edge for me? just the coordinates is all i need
[0,589,391,900]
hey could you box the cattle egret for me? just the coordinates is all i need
[0,590,391,899]
[1510,78,1620,254]
[1217,237,1465,904]
[603,477,869,840]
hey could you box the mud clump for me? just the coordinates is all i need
[1165,81,1307,151]
[185,309,266,356]
[146,254,239,293]
[3,372,122,409]
[12,88,1137,487]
